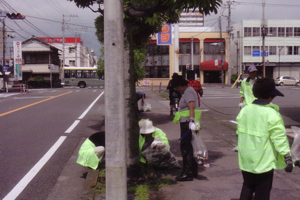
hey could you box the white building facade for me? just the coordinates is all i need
[232,19,300,79]
[40,37,92,67]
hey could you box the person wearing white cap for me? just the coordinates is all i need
[139,119,170,164]
[239,65,258,109]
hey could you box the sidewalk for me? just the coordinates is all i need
[47,86,300,200]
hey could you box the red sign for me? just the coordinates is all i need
[40,37,82,44]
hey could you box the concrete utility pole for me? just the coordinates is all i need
[174,24,179,73]
[104,0,127,199]
[62,15,65,82]
[219,16,224,88]
[226,0,232,85]
[2,18,6,92]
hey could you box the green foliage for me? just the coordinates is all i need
[35,76,44,82]
[134,48,147,82]
[134,185,149,200]
[97,45,104,79]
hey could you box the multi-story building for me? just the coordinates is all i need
[232,19,300,79]
[40,37,94,67]
[142,11,229,86]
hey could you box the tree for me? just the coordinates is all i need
[70,0,221,165]
[96,46,104,79]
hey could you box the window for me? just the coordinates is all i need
[253,46,260,52]
[24,54,49,64]
[294,46,300,55]
[69,47,76,53]
[253,27,260,36]
[244,46,251,55]
[145,66,169,78]
[286,27,293,37]
[278,46,285,55]
[269,46,276,55]
[278,27,285,36]
[294,28,300,36]
[179,42,191,54]
[269,27,277,37]
[244,27,251,37]
[193,42,200,54]
[287,46,293,55]
[69,60,75,66]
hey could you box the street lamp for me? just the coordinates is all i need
[278,46,284,77]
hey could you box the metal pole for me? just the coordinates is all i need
[262,0,266,77]
[75,32,77,66]
[2,18,6,92]
[62,14,65,82]
[219,16,224,88]
[174,24,179,73]
[104,0,126,199]
[227,0,232,85]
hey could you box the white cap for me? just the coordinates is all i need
[140,120,156,134]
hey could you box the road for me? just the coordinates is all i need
[0,85,299,199]
[0,87,105,200]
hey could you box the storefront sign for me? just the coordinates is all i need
[157,23,172,45]
[13,41,22,81]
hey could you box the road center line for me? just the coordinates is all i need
[3,136,67,200]
[0,91,73,118]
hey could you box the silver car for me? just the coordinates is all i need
[275,76,299,86]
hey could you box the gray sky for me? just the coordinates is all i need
[2,0,101,57]
[205,0,300,31]
[3,0,300,59]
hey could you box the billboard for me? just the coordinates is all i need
[157,23,172,45]
[13,41,22,81]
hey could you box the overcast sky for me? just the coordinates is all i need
[3,0,300,59]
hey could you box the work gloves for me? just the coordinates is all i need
[189,121,199,131]
[239,102,243,109]
[284,156,293,173]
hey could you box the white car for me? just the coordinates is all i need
[275,76,299,86]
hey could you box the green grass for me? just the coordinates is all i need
[154,91,169,100]
[93,164,172,200]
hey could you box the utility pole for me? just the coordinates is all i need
[104,0,126,199]
[226,0,232,85]
[75,32,77,67]
[262,0,266,77]
[2,18,6,92]
[219,16,224,88]
[174,24,179,73]
[62,14,65,82]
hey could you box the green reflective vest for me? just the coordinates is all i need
[173,109,201,129]
[139,128,169,163]
[77,139,100,170]
[240,78,256,107]
[236,102,291,174]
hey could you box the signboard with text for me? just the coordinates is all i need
[157,23,172,45]
[14,41,22,81]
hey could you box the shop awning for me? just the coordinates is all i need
[200,60,228,71]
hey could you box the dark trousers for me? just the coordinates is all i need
[240,170,274,200]
[180,122,198,174]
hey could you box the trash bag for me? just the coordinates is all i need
[143,103,151,112]
[142,143,181,169]
[291,126,300,162]
[191,131,208,165]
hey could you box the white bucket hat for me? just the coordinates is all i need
[140,120,156,134]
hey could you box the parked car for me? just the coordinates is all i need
[275,76,299,86]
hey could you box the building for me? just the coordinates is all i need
[141,10,229,86]
[22,36,60,85]
[40,37,93,67]
[232,19,300,80]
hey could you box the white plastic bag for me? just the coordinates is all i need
[143,103,151,112]
[291,126,300,161]
[191,131,208,165]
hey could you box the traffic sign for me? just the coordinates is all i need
[2,65,8,71]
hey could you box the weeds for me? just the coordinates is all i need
[93,163,172,200]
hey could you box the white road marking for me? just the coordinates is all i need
[64,120,80,133]
[229,120,238,124]
[3,136,67,200]
[78,92,104,120]
[200,109,209,112]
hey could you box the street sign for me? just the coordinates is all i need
[252,51,260,56]
[2,65,8,71]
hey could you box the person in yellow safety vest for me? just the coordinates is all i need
[138,119,170,163]
[236,78,293,200]
[239,65,258,109]
[170,75,201,181]
[77,131,105,170]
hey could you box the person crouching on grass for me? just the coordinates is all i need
[236,78,293,200]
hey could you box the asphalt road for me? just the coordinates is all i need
[0,87,105,200]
